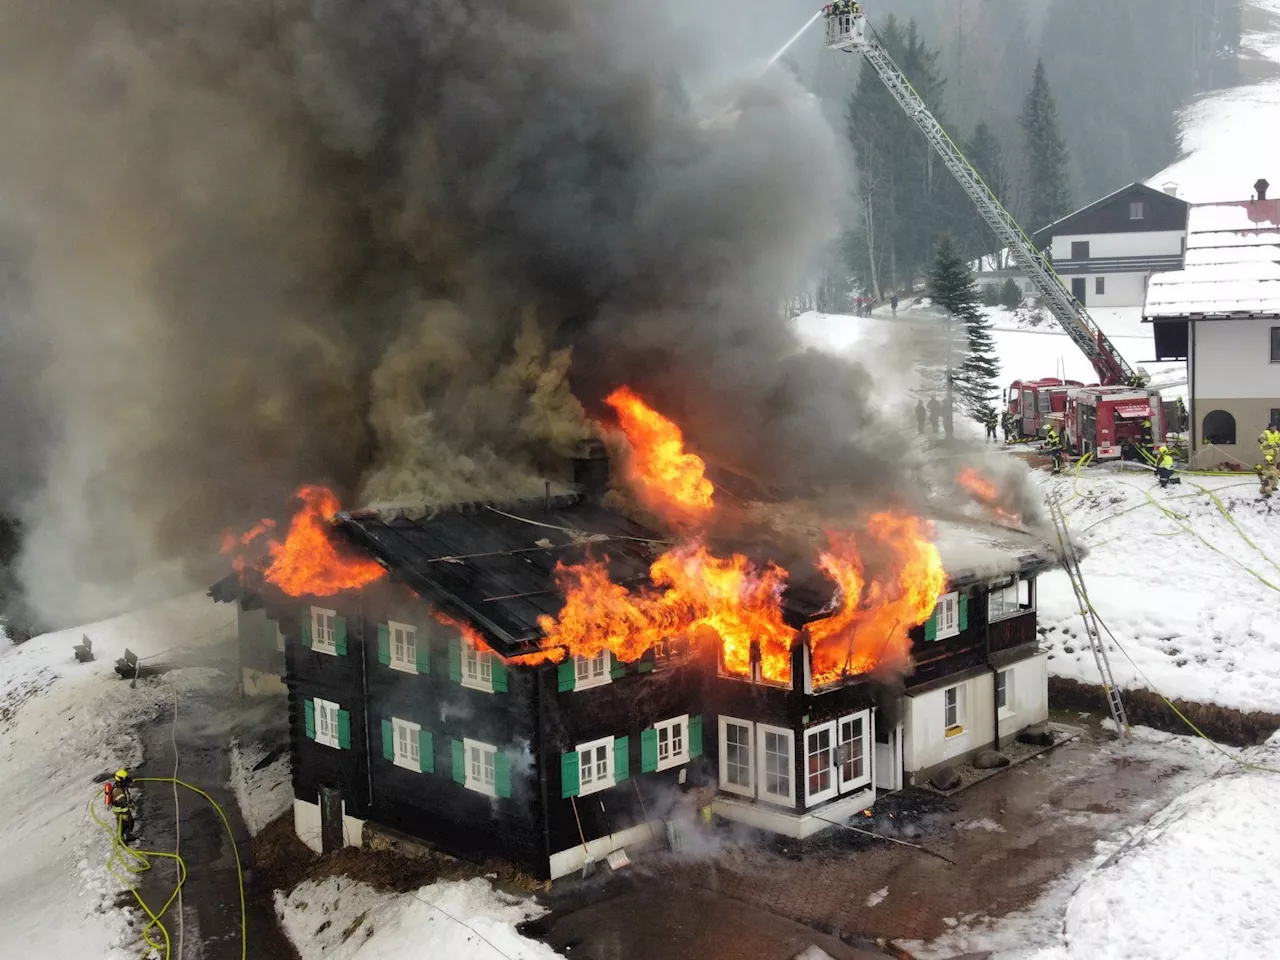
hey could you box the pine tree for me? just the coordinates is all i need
[928,235,1001,429]
[1020,59,1072,230]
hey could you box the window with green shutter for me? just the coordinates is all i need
[300,614,312,648]
[494,751,512,798]
[560,751,580,798]
[377,624,391,666]
[610,655,626,680]
[451,739,465,784]
[492,656,509,693]
[924,609,937,642]
[958,595,969,631]
[415,634,431,674]
[304,698,316,739]
[336,709,351,749]
[419,729,434,774]
[334,617,348,656]
[689,715,703,758]
[448,636,462,683]
[557,660,576,692]
[640,728,658,773]
[381,718,394,761]
[614,736,630,782]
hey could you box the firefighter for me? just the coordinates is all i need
[1175,396,1188,433]
[105,769,137,842]
[983,407,998,442]
[1257,454,1279,499]
[927,395,940,434]
[1140,419,1155,461]
[915,398,926,435]
[1154,445,1181,488]
[1000,409,1014,442]
[1045,424,1065,474]
[1259,422,1280,460]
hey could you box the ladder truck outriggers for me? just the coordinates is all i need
[824,6,1167,461]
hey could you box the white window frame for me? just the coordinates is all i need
[997,669,1014,718]
[1129,201,1145,220]
[757,724,795,807]
[935,592,959,641]
[314,697,340,749]
[654,714,689,771]
[944,684,967,737]
[804,721,838,807]
[310,606,337,655]
[462,642,495,693]
[575,735,615,796]
[392,717,421,772]
[718,716,754,798]
[989,577,1034,622]
[836,710,872,794]
[574,651,612,691]
[389,620,417,675]
[463,738,497,797]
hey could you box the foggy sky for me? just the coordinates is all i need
[0,0,930,627]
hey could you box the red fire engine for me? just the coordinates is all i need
[1005,378,1085,440]
[1060,385,1166,461]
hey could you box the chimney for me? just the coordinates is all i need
[1256,178,1270,201]
[571,438,610,502]
[1162,182,1178,198]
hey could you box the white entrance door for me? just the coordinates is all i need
[873,712,902,792]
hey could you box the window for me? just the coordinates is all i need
[576,736,615,796]
[1129,201,1145,220]
[462,642,494,693]
[1202,410,1237,446]
[997,670,1013,715]
[389,621,417,674]
[988,577,1034,621]
[275,623,285,653]
[1272,408,1280,428]
[393,718,421,772]
[805,723,837,806]
[719,717,754,797]
[837,711,872,793]
[757,724,795,806]
[464,738,497,797]
[314,697,340,749]
[655,715,688,771]
[944,685,967,736]
[654,636,688,668]
[1070,240,1090,261]
[574,651,611,690]
[1095,276,1105,296]
[932,592,960,641]
[310,607,337,655]
[1272,327,1280,363]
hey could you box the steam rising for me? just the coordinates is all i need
[0,0,907,627]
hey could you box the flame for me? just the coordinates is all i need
[957,467,1022,526]
[805,512,947,687]
[223,486,386,597]
[604,386,714,519]
[430,608,562,667]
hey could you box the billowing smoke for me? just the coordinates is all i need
[0,0,911,627]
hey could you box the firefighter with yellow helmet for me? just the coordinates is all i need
[1258,454,1279,499]
[1154,446,1180,488]
[103,768,137,842]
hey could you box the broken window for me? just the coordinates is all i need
[576,736,615,796]
[654,635,689,668]
[989,577,1033,622]
[654,715,688,771]
[464,738,498,797]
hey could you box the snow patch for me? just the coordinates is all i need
[865,886,889,907]
[955,818,1006,834]
[230,736,292,836]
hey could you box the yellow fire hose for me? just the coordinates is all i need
[90,778,247,960]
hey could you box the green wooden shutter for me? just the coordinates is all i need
[557,659,576,692]
[382,718,394,761]
[377,624,390,666]
[491,656,509,693]
[419,730,434,774]
[637,653,655,673]
[640,728,658,773]
[335,617,348,656]
[610,653,626,679]
[303,698,315,739]
[300,613,312,649]
[415,632,430,674]
[560,751,580,798]
[958,595,969,631]
[448,637,462,683]
[337,709,351,749]
[924,607,938,642]
[451,739,465,784]
[689,716,704,758]
[614,736,630,782]
[494,751,512,799]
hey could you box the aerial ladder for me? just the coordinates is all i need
[824,9,1145,388]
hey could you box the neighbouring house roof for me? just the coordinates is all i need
[1031,182,1188,248]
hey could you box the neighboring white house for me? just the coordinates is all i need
[1144,183,1280,469]
[1033,182,1190,308]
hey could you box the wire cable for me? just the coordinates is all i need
[170,685,184,960]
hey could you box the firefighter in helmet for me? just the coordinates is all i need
[1001,408,1015,443]
[1259,422,1280,461]
[1139,419,1155,462]
[1044,424,1065,474]
[1154,445,1180,489]
[104,769,137,842]
[1258,454,1279,499]
[983,406,998,443]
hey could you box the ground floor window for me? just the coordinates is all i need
[837,711,871,793]
[805,723,836,806]
[720,718,754,796]
[944,684,967,736]
[997,669,1012,714]
[759,724,795,806]
[717,718,795,806]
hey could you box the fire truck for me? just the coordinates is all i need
[824,9,1164,460]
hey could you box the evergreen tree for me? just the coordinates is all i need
[1019,59,1072,231]
[928,235,1001,427]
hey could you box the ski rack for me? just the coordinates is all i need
[826,13,1142,387]
[1048,494,1129,737]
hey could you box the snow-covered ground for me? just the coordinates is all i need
[0,593,235,959]
[229,736,292,836]
[278,876,563,960]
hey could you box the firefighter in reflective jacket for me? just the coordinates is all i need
[1140,419,1155,461]
[1001,409,1015,443]
[1259,424,1280,460]
[1044,425,1064,474]
[104,769,137,842]
[1154,446,1181,488]
[1258,454,1279,499]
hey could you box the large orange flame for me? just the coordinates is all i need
[223,486,387,597]
[805,512,947,687]
[605,386,714,519]
[957,467,1022,526]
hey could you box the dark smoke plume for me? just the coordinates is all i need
[0,0,915,627]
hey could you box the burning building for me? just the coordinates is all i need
[213,395,1058,880]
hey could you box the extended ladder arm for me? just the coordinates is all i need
[826,12,1140,386]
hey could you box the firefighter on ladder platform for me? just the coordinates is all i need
[104,769,137,843]
[1044,424,1065,474]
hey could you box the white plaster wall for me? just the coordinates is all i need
[903,673,995,772]
[294,797,322,854]
[342,811,365,848]
[1060,271,1149,308]
[997,652,1050,741]
[240,666,287,697]
[1193,319,1280,399]
[549,819,666,879]
[1051,230,1184,259]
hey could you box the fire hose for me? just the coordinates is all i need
[90,778,247,960]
